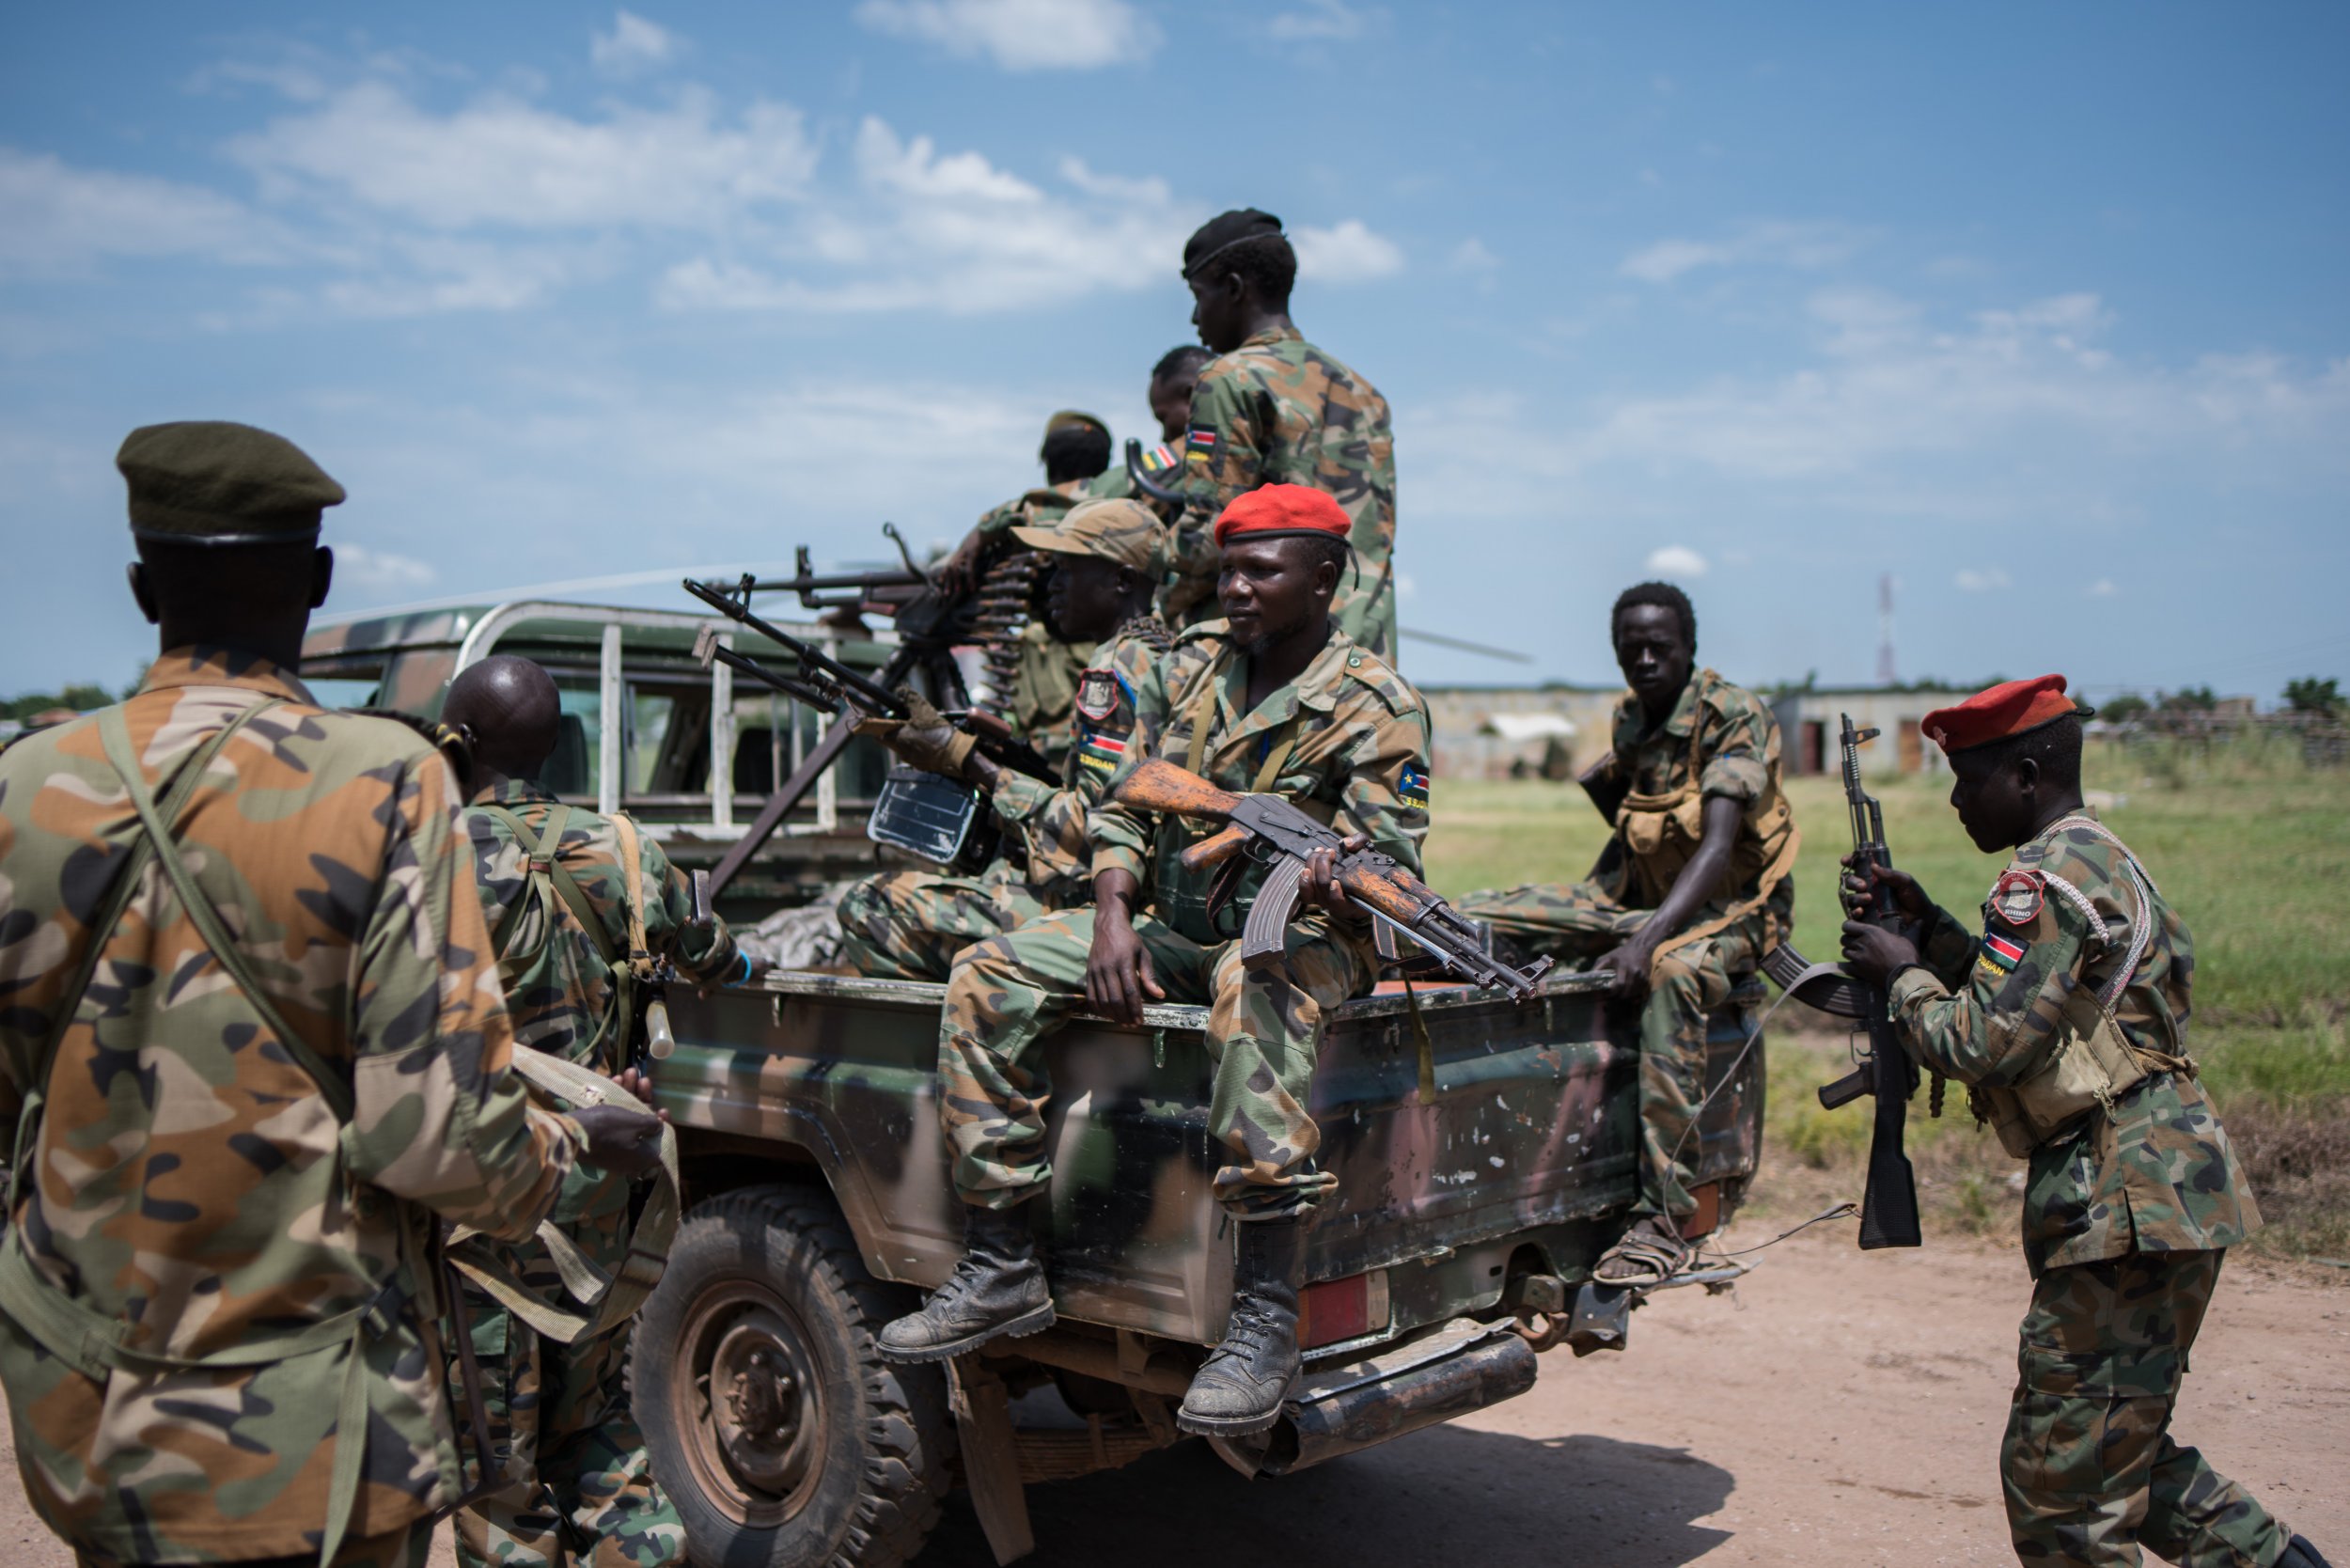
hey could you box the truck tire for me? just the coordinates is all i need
[631,1184,953,1568]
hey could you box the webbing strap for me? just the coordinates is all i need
[97,704,354,1122]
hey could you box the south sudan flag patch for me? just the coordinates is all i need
[1079,732,1126,776]
[1399,763,1430,811]
[1185,423,1220,465]
[1978,932,2026,976]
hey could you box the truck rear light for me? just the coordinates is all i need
[1298,1269,1389,1350]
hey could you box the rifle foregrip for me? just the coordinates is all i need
[1179,824,1250,873]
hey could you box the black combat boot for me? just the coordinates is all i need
[2280,1536,2334,1568]
[1177,1218,1305,1435]
[876,1201,1054,1363]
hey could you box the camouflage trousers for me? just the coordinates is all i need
[2004,1248,2288,1567]
[1456,880,1766,1222]
[939,906,1376,1219]
[453,1200,683,1568]
[74,1527,429,1568]
[836,865,1049,982]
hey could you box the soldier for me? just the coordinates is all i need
[877,484,1430,1439]
[442,654,760,1568]
[1167,209,1399,663]
[837,498,1172,980]
[1084,345,1213,502]
[0,422,660,1568]
[1837,676,2331,1568]
[1457,583,1798,1287]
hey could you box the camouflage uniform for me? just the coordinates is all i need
[0,649,582,1565]
[1457,670,1795,1222]
[1167,329,1398,661]
[454,782,743,1568]
[1888,813,2287,1566]
[938,620,1430,1218]
[838,619,1169,981]
[974,479,1093,766]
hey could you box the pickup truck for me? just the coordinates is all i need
[299,597,1770,1568]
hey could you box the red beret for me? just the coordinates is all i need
[1922,674,2080,754]
[1213,483,1353,547]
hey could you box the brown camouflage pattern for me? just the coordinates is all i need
[1585,668,1790,912]
[836,866,1047,984]
[1167,328,1398,660]
[1890,811,2260,1275]
[0,648,579,1560]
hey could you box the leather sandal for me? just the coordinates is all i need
[1592,1215,1694,1288]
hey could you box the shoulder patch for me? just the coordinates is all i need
[1073,667,1123,724]
[1184,423,1220,466]
[1988,868,2044,928]
[1078,730,1126,777]
[1398,762,1430,811]
[1977,931,2027,977]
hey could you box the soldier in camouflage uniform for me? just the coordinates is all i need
[443,655,760,1568]
[1458,583,1798,1287]
[878,485,1430,1440]
[0,424,658,1568]
[838,499,1172,980]
[1839,675,2329,1568]
[1082,345,1212,504]
[1167,210,1399,663]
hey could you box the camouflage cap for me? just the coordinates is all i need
[1043,409,1108,440]
[1011,496,1167,576]
[117,421,345,544]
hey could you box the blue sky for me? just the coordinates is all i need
[4,1,2345,699]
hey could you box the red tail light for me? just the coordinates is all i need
[1298,1270,1388,1350]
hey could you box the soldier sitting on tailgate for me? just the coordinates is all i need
[440,653,768,1568]
[1836,677,2331,1568]
[836,498,1173,981]
[877,484,1432,1441]
[0,422,660,1568]
[1459,582,1798,1289]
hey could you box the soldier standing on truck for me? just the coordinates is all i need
[1836,676,2332,1568]
[837,498,1173,980]
[441,653,761,1568]
[878,483,1430,1439]
[0,422,661,1568]
[1166,209,1399,663]
[1083,344,1213,503]
[1458,582,1798,1289]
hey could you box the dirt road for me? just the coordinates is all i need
[6,1230,2342,1566]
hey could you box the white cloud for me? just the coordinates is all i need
[1955,568,2012,591]
[853,0,1161,71]
[1645,544,1708,578]
[1270,0,1370,41]
[1449,237,1500,273]
[1619,220,1865,284]
[1292,219,1404,283]
[227,81,816,230]
[2087,578,2121,598]
[591,10,682,77]
[335,543,436,590]
[0,149,289,276]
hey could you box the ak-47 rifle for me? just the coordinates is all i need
[1770,715,1921,1251]
[682,574,1058,784]
[1112,759,1555,1000]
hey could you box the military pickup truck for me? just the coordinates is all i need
[300,596,1769,1568]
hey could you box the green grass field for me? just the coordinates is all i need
[1423,736,2350,1261]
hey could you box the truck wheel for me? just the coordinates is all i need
[632,1184,953,1568]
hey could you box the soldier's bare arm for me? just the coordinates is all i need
[1594,793,1744,999]
[1086,869,1164,1024]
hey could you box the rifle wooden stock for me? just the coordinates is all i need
[1114,759,1244,822]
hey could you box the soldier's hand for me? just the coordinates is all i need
[1297,835,1370,919]
[880,687,978,777]
[572,1105,666,1178]
[1839,918,1919,986]
[935,530,985,598]
[610,1067,662,1108]
[1592,934,1658,1000]
[1840,855,1931,925]
[1086,908,1166,1026]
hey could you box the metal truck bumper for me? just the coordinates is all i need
[1213,1317,1539,1479]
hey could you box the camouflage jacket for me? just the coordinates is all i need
[1006,620,1098,772]
[992,616,1169,901]
[1589,668,1794,917]
[463,779,741,1073]
[1091,620,1429,946]
[973,477,1089,541]
[1168,328,1399,660]
[1891,811,2261,1275]
[0,649,580,1559]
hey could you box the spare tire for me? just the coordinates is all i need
[631,1184,953,1568]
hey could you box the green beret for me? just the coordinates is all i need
[116,421,345,544]
[1042,409,1108,442]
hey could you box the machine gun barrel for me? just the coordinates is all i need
[684,575,911,716]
